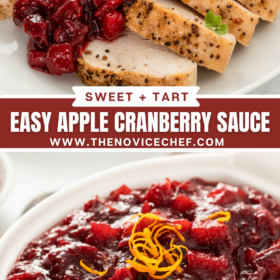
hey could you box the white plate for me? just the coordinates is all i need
[0,152,280,277]
[0,17,280,95]
[0,153,14,205]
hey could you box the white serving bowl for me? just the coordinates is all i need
[0,153,13,205]
[1,152,280,277]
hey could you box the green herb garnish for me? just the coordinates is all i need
[205,11,228,36]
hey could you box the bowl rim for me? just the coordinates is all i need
[0,152,14,205]
[1,152,280,278]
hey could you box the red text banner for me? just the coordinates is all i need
[0,97,279,149]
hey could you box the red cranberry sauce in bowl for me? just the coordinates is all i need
[13,0,126,74]
[6,178,280,280]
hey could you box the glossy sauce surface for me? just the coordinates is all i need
[7,178,280,280]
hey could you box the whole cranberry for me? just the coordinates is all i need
[27,50,48,70]
[95,0,124,17]
[100,10,125,40]
[46,43,76,75]
[23,14,49,48]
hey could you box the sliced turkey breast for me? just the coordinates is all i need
[124,0,236,73]
[0,0,13,19]
[180,0,259,46]
[77,29,197,86]
[236,0,280,21]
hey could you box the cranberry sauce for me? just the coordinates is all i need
[7,179,280,280]
[13,0,126,74]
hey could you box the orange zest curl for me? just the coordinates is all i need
[204,211,231,223]
[80,257,109,276]
[126,213,188,279]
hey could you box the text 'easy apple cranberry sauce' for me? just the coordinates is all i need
[13,0,126,74]
[7,178,280,280]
